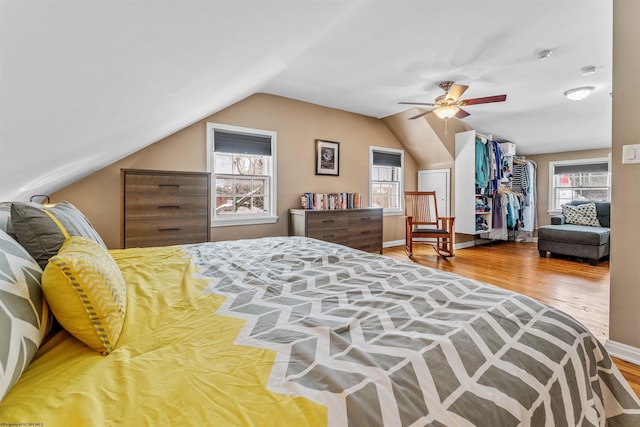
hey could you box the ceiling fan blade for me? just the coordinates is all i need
[455,108,470,119]
[409,110,432,120]
[399,101,437,106]
[460,94,507,106]
[447,84,469,101]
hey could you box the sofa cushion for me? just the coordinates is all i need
[562,203,600,227]
[538,224,610,246]
[593,202,610,227]
[567,200,610,227]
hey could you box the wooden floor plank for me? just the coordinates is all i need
[383,240,640,398]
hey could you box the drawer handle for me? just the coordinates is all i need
[323,234,335,238]
[360,217,372,221]
[322,219,335,223]
[158,205,180,209]
[159,228,180,232]
[361,244,371,248]
[360,230,371,235]
[158,184,180,188]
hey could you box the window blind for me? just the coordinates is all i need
[372,150,402,167]
[554,162,608,175]
[214,130,272,155]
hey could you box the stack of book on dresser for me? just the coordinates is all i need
[300,192,362,210]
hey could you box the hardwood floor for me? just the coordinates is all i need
[383,240,640,399]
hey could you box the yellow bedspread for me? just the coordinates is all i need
[0,246,326,426]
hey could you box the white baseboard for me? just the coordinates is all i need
[383,239,405,248]
[455,240,476,249]
[605,340,640,365]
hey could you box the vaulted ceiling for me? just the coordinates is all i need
[0,0,612,200]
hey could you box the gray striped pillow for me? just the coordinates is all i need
[10,202,106,269]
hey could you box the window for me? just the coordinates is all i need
[206,123,278,226]
[549,157,610,212]
[369,146,404,215]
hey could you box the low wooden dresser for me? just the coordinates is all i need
[121,169,211,248]
[289,207,383,253]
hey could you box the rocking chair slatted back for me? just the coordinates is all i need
[404,191,439,226]
[403,191,455,257]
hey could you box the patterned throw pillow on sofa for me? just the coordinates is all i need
[562,203,601,227]
[0,230,51,402]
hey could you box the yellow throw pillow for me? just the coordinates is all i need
[42,236,126,354]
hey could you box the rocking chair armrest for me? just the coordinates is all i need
[437,216,455,224]
[437,216,455,231]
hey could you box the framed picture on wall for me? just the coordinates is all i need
[315,139,340,176]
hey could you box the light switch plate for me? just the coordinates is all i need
[622,144,640,164]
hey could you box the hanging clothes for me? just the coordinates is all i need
[475,137,490,193]
[485,191,508,241]
[489,140,504,193]
[511,161,529,195]
[520,160,537,232]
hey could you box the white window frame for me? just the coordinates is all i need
[548,155,611,214]
[369,146,404,216]
[206,122,278,227]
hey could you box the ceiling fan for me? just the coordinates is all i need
[399,81,507,120]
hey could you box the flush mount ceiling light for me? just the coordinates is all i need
[564,86,595,101]
[434,105,460,119]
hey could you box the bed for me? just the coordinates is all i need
[1,202,639,426]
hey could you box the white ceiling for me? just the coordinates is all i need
[0,0,612,200]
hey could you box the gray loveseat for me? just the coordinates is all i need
[537,201,610,265]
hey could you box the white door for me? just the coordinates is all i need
[418,169,450,216]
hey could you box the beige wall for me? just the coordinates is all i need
[527,148,611,227]
[610,0,640,349]
[52,93,417,249]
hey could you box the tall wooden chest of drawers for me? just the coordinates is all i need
[289,208,383,253]
[121,169,211,248]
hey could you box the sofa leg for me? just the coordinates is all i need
[589,259,598,266]
[538,250,547,258]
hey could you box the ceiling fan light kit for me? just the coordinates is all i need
[399,81,507,120]
[564,86,595,101]
[434,106,459,119]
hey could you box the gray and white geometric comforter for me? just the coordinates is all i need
[187,236,640,426]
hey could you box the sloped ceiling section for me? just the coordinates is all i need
[0,1,612,200]
[0,1,361,200]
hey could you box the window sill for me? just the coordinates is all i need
[212,215,279,227]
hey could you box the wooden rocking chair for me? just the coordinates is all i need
[404,191,455,257]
